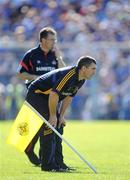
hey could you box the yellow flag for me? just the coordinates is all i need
[7,101,44,152]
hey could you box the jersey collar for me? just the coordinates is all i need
[38,45,52,55]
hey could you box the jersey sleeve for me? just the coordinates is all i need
[52,68,76,96]
[17,51,33,74]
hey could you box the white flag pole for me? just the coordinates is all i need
[26,101,97,174]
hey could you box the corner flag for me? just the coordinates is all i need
[7,101,97,173]
[7,101,43,152]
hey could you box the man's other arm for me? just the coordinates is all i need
[58,96,72,128]
[54,44,66,68]
[48,91,59,127]
[60,96,72,117]
[57,56,66,68]
[16,72,38,81]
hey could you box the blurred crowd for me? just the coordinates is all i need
[0,0,130,120]
[0,0,130,43]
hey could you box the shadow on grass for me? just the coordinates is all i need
[23,167,99,175]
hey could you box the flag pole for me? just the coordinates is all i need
[25,101,97,174]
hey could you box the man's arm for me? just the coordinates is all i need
[53,44,66,68]
[50,68,75,127]
[48,91,59,127]
[16,72,38,81]
[57,55,66,68]
[58,96,72,128]
[60,96,72,117]
[16,51,37,81]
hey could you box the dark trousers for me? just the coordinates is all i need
[26,88,64,168]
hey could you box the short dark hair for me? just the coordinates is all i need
[39,27,57,42]
[77,56,96,69]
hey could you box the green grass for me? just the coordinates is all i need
[0,120,130,180]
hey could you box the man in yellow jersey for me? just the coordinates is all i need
[26,56,97,171]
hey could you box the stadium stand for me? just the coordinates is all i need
[0,0,130,120]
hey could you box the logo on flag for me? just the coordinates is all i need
[17,122,29,136]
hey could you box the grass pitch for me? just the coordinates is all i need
[0,120,130,180]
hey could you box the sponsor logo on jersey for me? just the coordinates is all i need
[37,60,41,64]
[36,66,55,71]
[61,92,73,96]
[61,86,79,96]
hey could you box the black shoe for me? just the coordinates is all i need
[41,166,68,172]
[25,151,40,166]
[58,163,75,171]
[58,163,68,169]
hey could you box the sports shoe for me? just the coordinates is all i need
[58,163,76,171]
[41,166,69,172]
[25,151,40,166]
[58,163,68,169]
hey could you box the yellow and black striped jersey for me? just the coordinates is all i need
[29,66,85,101]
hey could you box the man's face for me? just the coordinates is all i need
[41,33,57,50]
[82,63,97,79]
